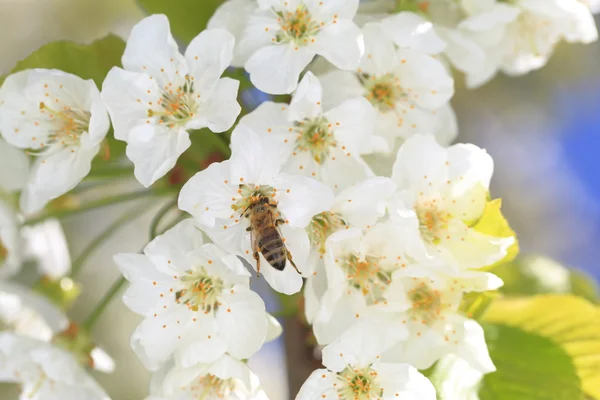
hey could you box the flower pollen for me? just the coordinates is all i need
[415,196,452,244]
[308,211,347,253]
[149,75,199,128]
[360,73,404,113]
[408,279,445,325]
[35,101,91,152]
[337,365,382,400]
[274,5,321,46]
[183,373,236,398]
[294,116,337,164]
[342,253,390,304]
[175,267,224,313]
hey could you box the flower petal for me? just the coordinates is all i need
[125,123,191,187]
[288,72,323,121]
[193,77,241,133]
[246,44,314,95]
[309,19,363,70]
[215,285,267,359]
[273,173,335,227]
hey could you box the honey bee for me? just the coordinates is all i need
[243,196,301,276]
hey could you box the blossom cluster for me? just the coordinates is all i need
[0,0,596,399]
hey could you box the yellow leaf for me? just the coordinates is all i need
[472,198,519,267]
[483,294,600,399]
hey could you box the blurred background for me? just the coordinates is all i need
[0,1,599,399]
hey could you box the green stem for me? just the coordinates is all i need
[149,198,178,240]
[83,276,126,330]
[213,132,231,157]
[24,188,174,226]
[70,205,149,278]
[86,165,134,179]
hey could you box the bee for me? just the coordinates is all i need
[244,196,301,276]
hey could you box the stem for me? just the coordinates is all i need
[83,276,126,330]
[86,165,134,179]
[149,198,178,240]
[70,205,149,278]
[213,132,231,157]
[24,188,174,226]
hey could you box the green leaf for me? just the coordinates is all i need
[483,295,600,399]
[4,35,125,87]
[472,199,519,267]
[2,35,127,162]
[138,0,224,43]
[491,255,600,303]
[479,323,582,400]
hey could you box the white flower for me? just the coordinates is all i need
[0,199,23,279]
[0,281,69,341]
[22,218,71,280]
[0,69,110,213]
[101,14,241,187]
[0,137,29,194]
[311,222,426,345]
[179,126,335,295]
[389,134,514,269]
[148,355,269,400]
[319,21,456,152]
[430,354,484,400]
[210,0,364,94]
[498,0,598,75]
[115,219,269,371]
[413,2,521,88]
[239,71,376,190]
[296,319,436,400]
[303,177,396,323]
[380,264,501,372]
[0,333,109,400]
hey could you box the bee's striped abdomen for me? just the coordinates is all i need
[259,227,286,271]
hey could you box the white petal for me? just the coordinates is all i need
[377,363,436,400]
[295,369,338,400]
[122,14,187,87]
[381,12,447,54]
[238,101,293,154]
[21,145,98,213]
[394,48,454,109]
[144,219,205,272]
[266,314,283,342]
[273,173,335,227]
[185,28,235,95]
[391,134,447,194]
[450,316,495,373]
[194,77,241,133]
[325,96,376,152]
[307,0,359,20]
[246,44,315,94]
[0,138,29,192]
[318,70,364,110]
[441,220,514,269]
[289,72,323,121]
[178,160,239,227]
[234,10,279,67]
[125,124,191,187]
[208,1,259,64]
[215,285,267,359]
[229,125,285,184]
[309,20,363,70]
[322,316,407,371]
[359,22,398,76]
[101,67,156,141]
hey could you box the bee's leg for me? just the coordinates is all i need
[246,226,252,231]
[275,218,285,226]
[287,251,301,275]
[253,251,261,277]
